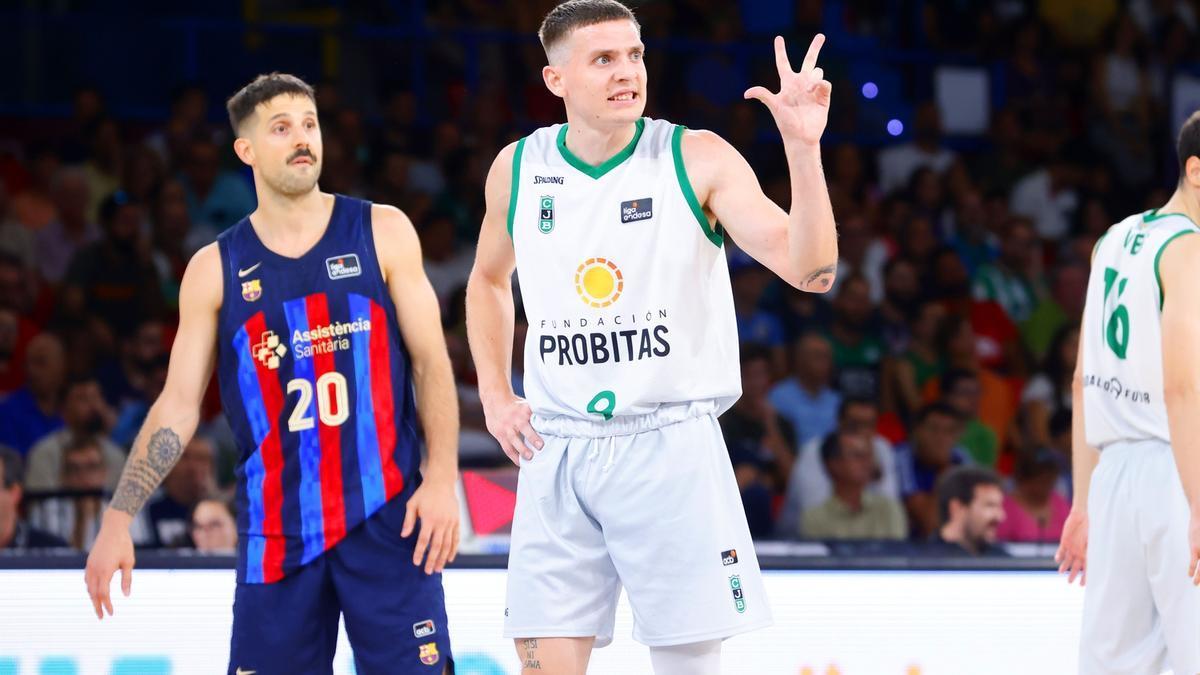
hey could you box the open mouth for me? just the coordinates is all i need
[608,91,638,102]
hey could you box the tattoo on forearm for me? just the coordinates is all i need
[109,428,184,516]
[803,264,837,289]
[521,639,541,670]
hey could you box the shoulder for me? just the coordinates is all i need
[183,242,223,284]
[677,127,737,162]
[370,202,415,234]
[368,203,420,264]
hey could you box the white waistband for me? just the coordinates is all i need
[531,399,718,438]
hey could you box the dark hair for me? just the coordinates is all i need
[1049,409,1072,438]
[225,72,315,133]
[63,373,99,394]
[837,396,876,421]
[1178,110,1200,181]
[539,0,640,57]
[819,432,842,464]
[940,368,978,396]
[0,445,22,489]
[739,343,773,366]
[1014,449,1060,481]
[914,402,960,426]
[936,466,1001,523]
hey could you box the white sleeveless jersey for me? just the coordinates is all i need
[1082,210,1200,447]
[509,117,741,421]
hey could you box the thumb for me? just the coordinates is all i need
[401,500,417,538]
[120,562,133,597]
[743,87,775,107]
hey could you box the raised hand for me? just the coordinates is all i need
[744,34,833,147]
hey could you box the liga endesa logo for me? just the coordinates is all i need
[574,257,624,308]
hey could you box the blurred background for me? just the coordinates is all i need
[3,0,1200,562]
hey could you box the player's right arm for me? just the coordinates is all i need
[84,243,222,618]
[465,142,543,465]
[1055,323,1096,585]
[1158,234,1200,584]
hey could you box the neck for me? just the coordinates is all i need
[250,189,330,241]
[562,116,638,167]
[796,377,824,396]
[31,388,57,416]
[940,522,976,554]
[1160,186,1200,224]
[0,512,14,548]
[833,483,864,511]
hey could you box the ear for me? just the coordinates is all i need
[543,65,566,99]
[233,136,255,167]
[1186,155,1200,188]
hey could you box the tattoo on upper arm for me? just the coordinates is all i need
[109,428,184,516]
[803,264,837,289]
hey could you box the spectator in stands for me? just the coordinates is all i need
[150,179,216,301]
[769,331,840,449]
[730,251,787,372]
[831,212,886,302]
[179,138,255,232]
[25,375,123,491]
[0,446,67,549]
[881,300,945,424]
[1022,262,1086,362]
[801,431,907,540]
[996,449,1070,543]
[720,346,797,538]
[972,217,1042,325]
[109,352,168,449]
[929,313,1018,449]
[896,403,969,538]
[0,308,22,395]
[826,274,884,398]
[144,436,217,548]
[877,101,957,195]
[191,498,237,554]
[1019,324,1078,450]
[60,190,166,330]
[933,466,1008,556]
[941,369,999,468]
[96,316,167,410]
[419,214,475,313]
[877,256,922,354]
[1010,155,1080,241]
[36,166,100,285]
[0,333,66,455]
[28,434,109,550]
[778,397,899,535]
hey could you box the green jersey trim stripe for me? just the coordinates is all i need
[1145,208,1200,227]
[556,118,646,179]
[671,124,723,248]
[506,137,526,239]
[1155,229,1199,309]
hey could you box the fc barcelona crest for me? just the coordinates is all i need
[418,642,440,666]
[241,279,262,302]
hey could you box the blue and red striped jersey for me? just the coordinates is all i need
[215,195,420,583]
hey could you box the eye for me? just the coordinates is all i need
[273,124,287,134]
[631,51,643,61]
[596,55,611,65]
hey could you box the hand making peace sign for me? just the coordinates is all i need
[744,34,833,147]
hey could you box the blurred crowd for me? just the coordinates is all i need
[1,0,1199,556]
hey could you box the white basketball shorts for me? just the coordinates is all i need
[1080,439,1200,674]
[503,400,773,647]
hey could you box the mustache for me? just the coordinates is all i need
[288,148,317,163]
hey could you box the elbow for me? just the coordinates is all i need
[1164,381,1200,409]
[789,261,838,294]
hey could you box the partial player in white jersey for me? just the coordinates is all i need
[1056,111,1200,675]
[465,1,837,673]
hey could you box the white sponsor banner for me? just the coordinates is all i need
[0,569,1083,674]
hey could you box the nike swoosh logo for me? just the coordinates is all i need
[238,262,262,278]
[236,669,256,675]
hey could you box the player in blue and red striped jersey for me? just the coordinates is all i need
[84,73,461,674]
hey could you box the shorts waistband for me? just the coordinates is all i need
[531,399,719,438]
[1098,437,1169,456]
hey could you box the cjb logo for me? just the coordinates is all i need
[539,195,555,233]
[729,574,746,613]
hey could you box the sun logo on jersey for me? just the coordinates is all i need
[252,330,288,370]
[574,258,624,308]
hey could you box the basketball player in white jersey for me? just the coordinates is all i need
[1056,111,1200,674]
[465,1,837,673]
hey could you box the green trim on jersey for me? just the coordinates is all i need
[1145,209,1200,228]
[1155,229,1199,309]
[671,125,724,247]
[556,118,645,179]
[506,138,526,239]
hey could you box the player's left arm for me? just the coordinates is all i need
[687,34,837,293]
[372,203,461,574]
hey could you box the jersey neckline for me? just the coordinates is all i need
[556,118,646,180]
[244,192,345,264]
